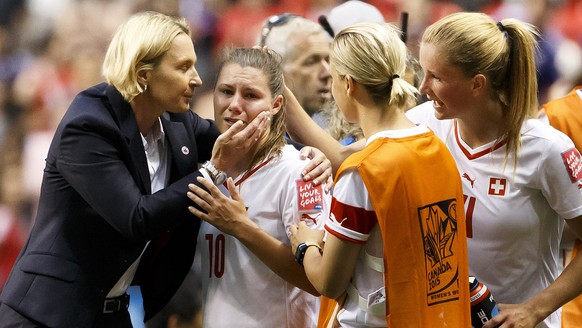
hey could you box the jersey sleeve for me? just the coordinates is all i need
[537,130,582,220]
[406,101,455,143]
[279,152,331,237]
[405,100,435,125]
[324,168,377,244]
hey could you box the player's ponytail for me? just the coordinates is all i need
[331,22,418,112]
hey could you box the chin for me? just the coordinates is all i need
[433,109,453,121]
[217,123,228,134]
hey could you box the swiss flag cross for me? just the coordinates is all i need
[488,177,507,196]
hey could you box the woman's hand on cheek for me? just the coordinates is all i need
[210,111,271,173]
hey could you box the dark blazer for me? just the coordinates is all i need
[0,83,220,327]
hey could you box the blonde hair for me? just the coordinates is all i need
[216,47,287,170]
[323,49,423,144]
[422,12,540,166]
[323,99,365,142]
[102,11,191,102]
[331,22,418,109]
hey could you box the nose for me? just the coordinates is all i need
[418,75,429,95]
[188,67,203,88]
[189,77,202,88]
[320,59,331,80]
[227,94,243,114]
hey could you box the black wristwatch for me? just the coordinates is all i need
[202,161,227,185]
[294,242,323,266]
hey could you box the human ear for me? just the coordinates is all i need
[472,74,487,96]
[271,94,284,115]
[136,66,149,88]
[345,75,355,97]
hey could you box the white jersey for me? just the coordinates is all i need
[407,102,582,328]
[194,145,330,328]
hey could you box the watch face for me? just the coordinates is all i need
[216,172,227,185]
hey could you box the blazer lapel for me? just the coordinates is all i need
[128,135,151,194]
[105,85,151,194]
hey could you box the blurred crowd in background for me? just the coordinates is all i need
[1,0,581,291]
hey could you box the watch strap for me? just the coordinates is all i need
[202,161,227,185]
[295,242,323,266]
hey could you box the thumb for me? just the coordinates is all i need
[226,177,241,201]
[299,146,312,160]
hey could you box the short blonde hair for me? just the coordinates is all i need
[102,11,191,101]
[331,22,418,109]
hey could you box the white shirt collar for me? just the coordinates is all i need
[366,124,431,145]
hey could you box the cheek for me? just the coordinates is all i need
[331,84,343,102]
[213,96,228,115]
[246,104,266,121]
[440,87,462,103]
[303,69,317,83]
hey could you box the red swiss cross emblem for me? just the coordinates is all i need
[488,177,507,196]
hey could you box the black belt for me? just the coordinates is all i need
[103,293,130,314]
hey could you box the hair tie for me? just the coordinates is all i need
[496,22,508,39]
[392,74,400,80]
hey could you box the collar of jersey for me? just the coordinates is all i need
[454,119,506,160]
[230,156,275,187]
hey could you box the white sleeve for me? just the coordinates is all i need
[537,108,549,123]
[537,131,582,219]
[405,101,455,143]
[281,158,331,237]
[405,100,436,125]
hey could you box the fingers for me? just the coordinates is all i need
[244,111,270,142]
[188,177,216,200]
[482,314,503,328]
[215,111,270,147]
[481,304,512,328]
[211,113,270,172]
[226,178,241,201]
[303,159,332,185]
[300,147,332,185]
[212,112,270,165]
[187,185,210,220]
[301,155,322,179]
[227,111,269,143]
[299,146,314,160]
[187,177,220,216]
[217,120,245,141]
[188,201,210,220]
[324,175,334,193]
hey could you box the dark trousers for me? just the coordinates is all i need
[0,302,133,328]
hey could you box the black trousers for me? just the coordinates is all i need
[0,302,133,328]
